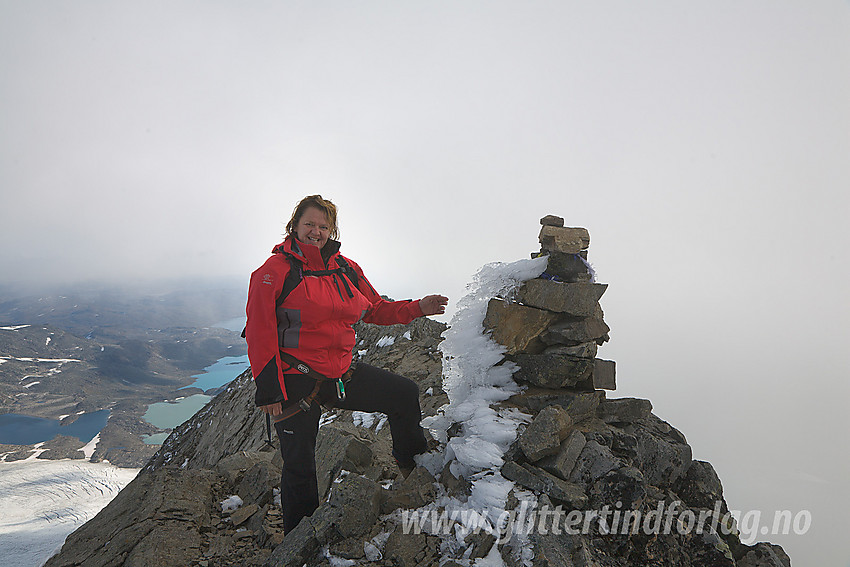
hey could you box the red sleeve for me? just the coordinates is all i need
[345,257,425,325]
[245,255,288,403]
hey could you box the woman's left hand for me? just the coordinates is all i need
[419,294,448,316]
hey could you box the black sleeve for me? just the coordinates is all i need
[254,357,285,407]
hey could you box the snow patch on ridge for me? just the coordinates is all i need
[417,255,547,556]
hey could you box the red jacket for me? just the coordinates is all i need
[245,236,423,404]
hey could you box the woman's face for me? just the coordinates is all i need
[295,206,331,249]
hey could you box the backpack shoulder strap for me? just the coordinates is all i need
[276,254,304,307]
[334,256,360,289]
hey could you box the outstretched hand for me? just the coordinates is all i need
[419,294,449,316]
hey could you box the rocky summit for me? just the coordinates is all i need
[45,218,791,567]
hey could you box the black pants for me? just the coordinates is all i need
[273,363,428,533]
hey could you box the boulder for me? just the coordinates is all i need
[599,397,652,424]
[537,430,586,481]
[538,226,590,254]
[314,423,374,499]
[482,298,558,354]
[568,440,621,485]
[518,405,574,462]
[502,461,588,508]
[541,250,593,282]
[511,353,594,389]
[540,317,610,346]
[737,542,792,567]
[517,279,607,317]
[539,215,565,227]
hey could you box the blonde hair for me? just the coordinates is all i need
[285,195,339,241]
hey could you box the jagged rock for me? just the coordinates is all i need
[599,397,652,424]
[541,250,593,282]
[537,430,586,480]
[508,388,605,424]
[511,352,594,388]
[466,530,497,560]
[216,450,276,485]
[675,460,725,510]
[538,226,590,253]
[631,415,692,488]
[440,460,471,497]
[237,460,280,508]
[517,279,607,317]
[483,298,558,354]
[314,423,374,499]
[229,503,259,527]
[540,317,610,346]
[383,466,437,513]
[502,461,588,508]
[44,468,218,567]
[518,405,574,462]
[588,466,647,510]
[263,513,319,567]
[569,440,621,486]
[326,473,382,538]
[609,428,638,459]
[383,528,440,567]
[543,341,598,359]
[540,215,564,227]
[737,542,792,567]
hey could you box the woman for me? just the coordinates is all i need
[245,195,448,533]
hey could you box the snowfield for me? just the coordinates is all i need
[0,458,138,567]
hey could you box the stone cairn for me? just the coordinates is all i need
[483,215,643,512]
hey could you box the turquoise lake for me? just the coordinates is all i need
[142,353,249,444]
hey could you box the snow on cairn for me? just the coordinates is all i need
[418,256,547,549]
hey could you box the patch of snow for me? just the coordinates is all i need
[0,358,6,365]
[0,459,138,567]
[221,495,243,513]
[357,349,368,358]
[403,330,412,340]
[416,256,546,550]
[376,335,395,347]
[81,434,100,459]
[322,545,356,567]
[45,337,51,346]
[0,325,30,331]
[22,382,40,389]
[425,387,433,396]
[319,412,337,428]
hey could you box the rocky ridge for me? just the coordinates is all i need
[45,219,790,567]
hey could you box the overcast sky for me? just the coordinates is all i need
[2,1,848,564]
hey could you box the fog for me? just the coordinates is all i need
[1,1,848,564]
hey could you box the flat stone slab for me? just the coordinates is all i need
[541,317,610,346]
[538,226,590,254]
[508,388,605,424]
[598,397,652,424]
[517,279,607,317]
[483,298,558,354]
[511,353,594,389]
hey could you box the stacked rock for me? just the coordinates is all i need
[483,214,615,392]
